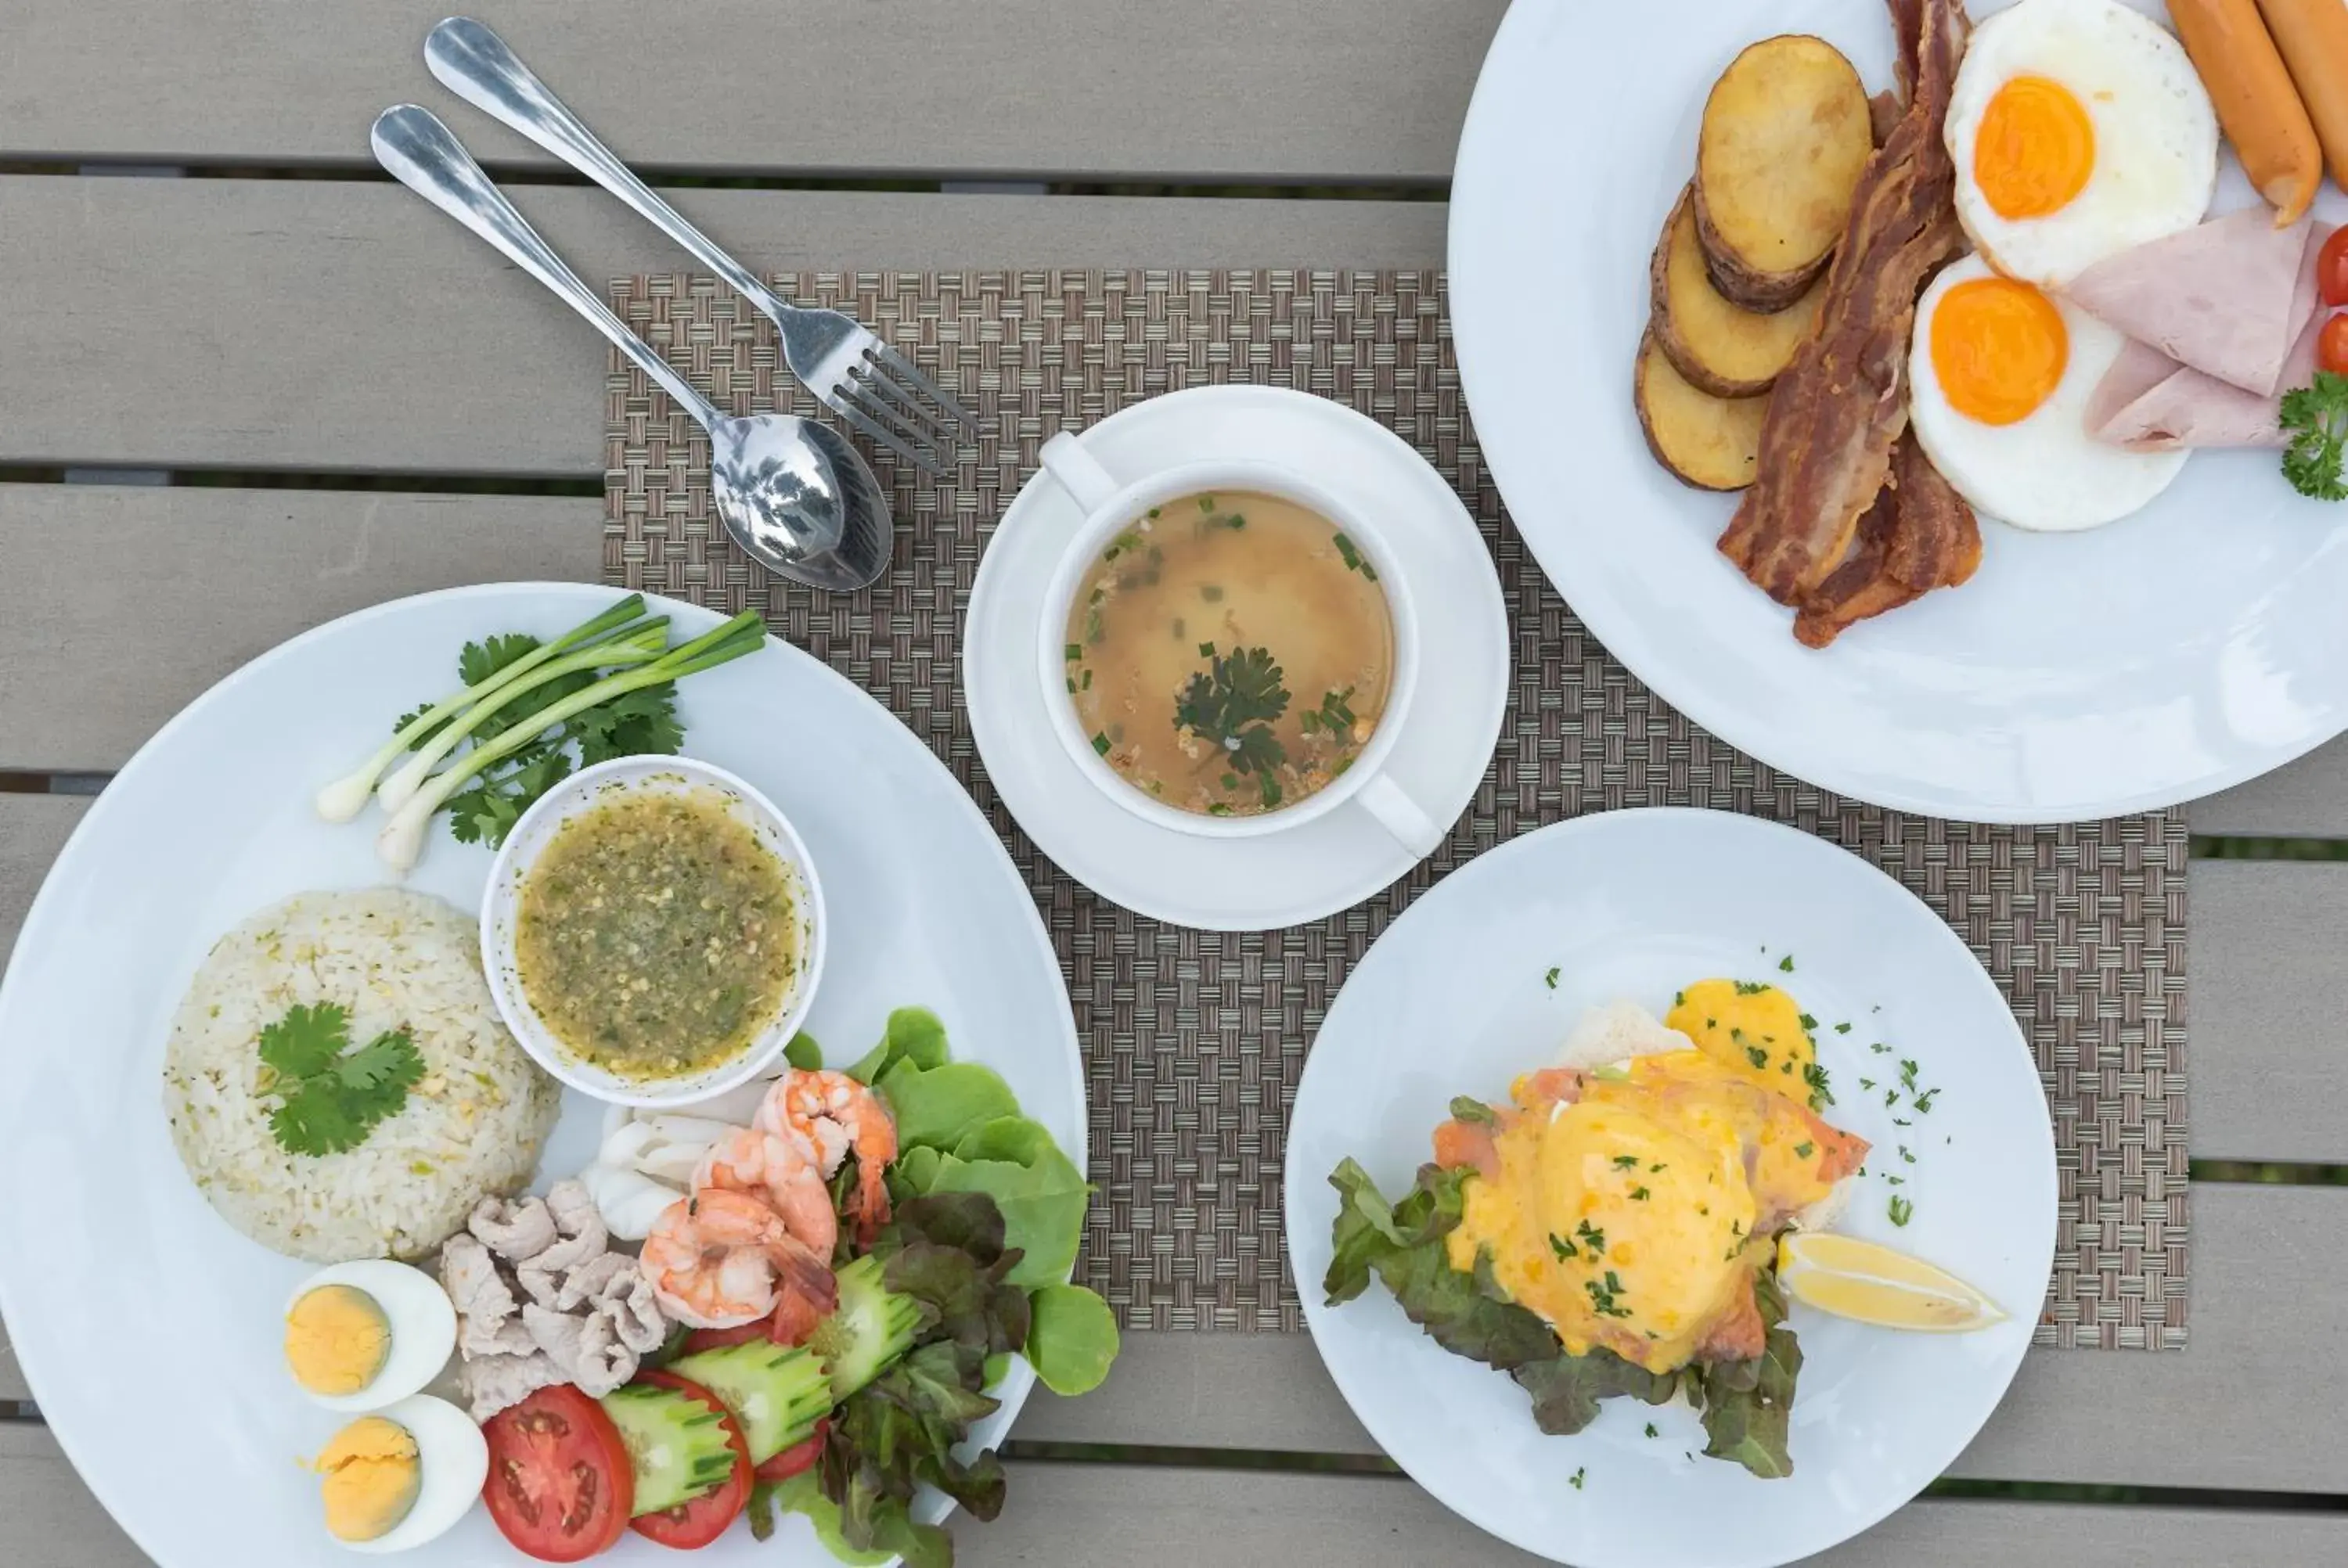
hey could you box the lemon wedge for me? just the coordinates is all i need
[1776,1232,2008,1332]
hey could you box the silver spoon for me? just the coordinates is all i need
[369,105,892,592]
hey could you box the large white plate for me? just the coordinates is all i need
[0,584,1084,1567]
[1287,808,2054,1568]
[1449,0,2348,822]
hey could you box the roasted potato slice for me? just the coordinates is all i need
[1694,35,1873,311]
[1635,331,1768,492]
[1650,187,1824,397]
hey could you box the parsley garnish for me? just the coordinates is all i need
[1778,954,1795,973]
[1630,1186,1651,1201]
[1732,980,1767,995]
[1585,1271,1633,1318]
[255,1003,423,1157]
[1888,1196,1914,1228]
[1612,1154,1640,1170]
[1550,1232,1578,1261]
[1745,1045,1768,1068]
[1834,1022,1851,1034]
[1794,1142,1814,1159]
[2281,372,2348,500]
[1568,1466,1587,1490]
[1802,1061,1835,1109]
[1644,1423,1658,1439]
[1576,1219,1606,1256]
[1175,644,1291,799]
[1544,966,1561,990]
[1913,1088,1939,1114]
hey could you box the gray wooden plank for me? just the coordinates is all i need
[0,797,85,972]
[2191,861,2348,1163]
[7,1422,2342,1568]
[0,487,604,772]
[0,0,1497,182]
[2192,739,2348,838]
[0,176,1444,476]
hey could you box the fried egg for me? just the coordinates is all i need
[1437,991,1867,1376]
[1910,254,2188,532]
[1946,0,2217,290]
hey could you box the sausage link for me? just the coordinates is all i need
[2256,0,2348,191]
[2170,0,2324,225]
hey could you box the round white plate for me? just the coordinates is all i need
[0,583,1084,1568]
[1287,808,2054,1568]
[1449,0,2348,823]
[965,385,1511,929]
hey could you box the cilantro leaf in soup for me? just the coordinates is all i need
[1025,1283,1121,1395]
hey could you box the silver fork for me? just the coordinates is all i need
[424,16,975,477]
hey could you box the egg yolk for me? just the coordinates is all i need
[1974,74,2096,220]
[315,1415,422,1543]
[1930,277,2069,426]
[285,1284,391,1397]
[1664,979,1818,1102]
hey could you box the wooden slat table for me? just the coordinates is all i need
[2,3,2343,1563]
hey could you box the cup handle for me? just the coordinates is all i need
[1355,772,1446,858]
[1038,431,1122,512]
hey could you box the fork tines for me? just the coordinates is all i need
[829,343,977,477]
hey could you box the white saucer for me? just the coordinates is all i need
[965,386,1511,930]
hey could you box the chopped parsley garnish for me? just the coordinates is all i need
[1834,1022,1852,1034]
[1644,1423,1658,1439]
[1630,1186,1651,1201]
[1900,1145,1917,1163]
[1576,1219,1606,1255]
[1585,1271,1633,1318]
[1913,1088,1939,1114]
[1549,1232,1577,1261]
[256,1002,423,1157]
[1733,980,1768,996]
[1778,954,1795,973]
[1568,1466,1587,1490]
[1802,1061,1835,1109]
[1612,1154,1641,1170]
[1859,1077,1875,1091]
[1798,1013,1817,1030]
[1650,1163,1666,1173]
[1871,1041,1891,1054]
[1545,966,1561,990]
[1888,1196,1914,1227]
[1745,1045,1769,1068]
[1794,1142,1814,1159]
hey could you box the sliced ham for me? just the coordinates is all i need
[2087,311,2321,451]
[2064,210,2328,399]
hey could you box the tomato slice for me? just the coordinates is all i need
[753,1419,828,1483]
[628,1371,752,1551]
[2321,314,2348,380]
[2321,227,2348,309]
[680,1321,772,1357]
[481,1384,634,1563]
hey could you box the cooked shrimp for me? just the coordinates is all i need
[757,1069,899,1243]
[638,1189,837,1330]
[693,1127,839,1260]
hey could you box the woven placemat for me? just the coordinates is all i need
[603,270,2188,1350]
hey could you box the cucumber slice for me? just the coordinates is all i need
[807,1254,925,1402]
[666,1340,834,1466]
[598,1382,740,1516]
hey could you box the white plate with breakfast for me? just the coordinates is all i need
[0,582,1118,1566]
[963,384,1511,930]
[1451,0,2348,822]
[1287,807,2055,1568]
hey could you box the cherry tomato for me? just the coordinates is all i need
[754,1420,829,1483]
[480,1385,634,1563]
[2321,313,2348,379]
[2321,226,2348,307]
[628,1372,752,1551]
[680,1321,771,1356]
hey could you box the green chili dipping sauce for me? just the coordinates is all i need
[515,786,798,1079]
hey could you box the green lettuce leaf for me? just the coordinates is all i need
[1511,1350,1681,1436]
[877,1193,1032,1358]
[880,1059,1022,1152]
[1025,1283,1120,1396]
[848,1006,952,1084]
[824,1339,1007,1567]
[1324,1159,1558,1371]
[755,1473,893,1563]
[1686,1274,1801,1479]
[783,1030,824,1071]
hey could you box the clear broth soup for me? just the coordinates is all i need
[1064,489,1394,817]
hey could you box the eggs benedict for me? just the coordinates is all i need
[1430,987,1866,1376]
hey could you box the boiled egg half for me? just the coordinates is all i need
[1945,0,2217,289]
[313,1395,487,1553]
[1910,254,2187,532]
[284,1260,458,1412]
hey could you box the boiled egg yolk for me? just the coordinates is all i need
[1929,277,2069,426]
[1974,74,2096,220]
[315,1415,423,1544]
[285,1284,392,1398]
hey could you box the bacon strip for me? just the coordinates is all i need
[1791,434,1980,648]
[1719,0,1970,606]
